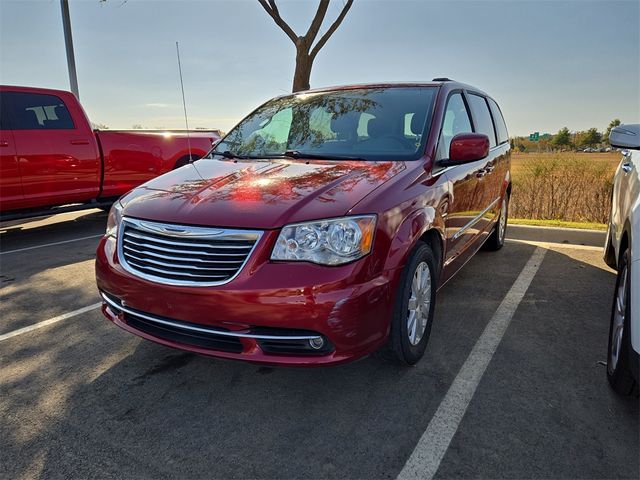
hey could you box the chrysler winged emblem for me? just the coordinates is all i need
[137,220,225,237]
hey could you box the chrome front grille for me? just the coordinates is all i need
[118,217,262,286]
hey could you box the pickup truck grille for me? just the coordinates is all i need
[118,217,262,286]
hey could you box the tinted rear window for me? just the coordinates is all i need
[467,93,497,148]
[5,92,75,130]
[487,97,509,145]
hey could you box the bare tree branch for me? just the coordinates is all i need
[257,0,298,44]
[304,0,330,47]
[310,0,354,59]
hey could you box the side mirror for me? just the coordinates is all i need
[609,125,640,150]
[444,133,490,165]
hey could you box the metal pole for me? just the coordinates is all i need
[60,0,79,99]
[176,42,192,161]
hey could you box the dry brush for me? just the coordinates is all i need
[510,152,619,224]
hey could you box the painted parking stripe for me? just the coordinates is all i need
[0,234,103,255]
[398,247,547,480]
[0,303,102,342]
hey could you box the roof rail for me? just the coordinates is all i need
[432,77,453,82]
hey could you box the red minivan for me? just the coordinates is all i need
[95,80,511,366]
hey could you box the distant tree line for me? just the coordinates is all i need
[511,119,622,152]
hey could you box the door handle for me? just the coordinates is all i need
[0,140,8,147]
[621,162,633,174]
[70,139,90,145]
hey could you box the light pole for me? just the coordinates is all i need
[60,0,79,99]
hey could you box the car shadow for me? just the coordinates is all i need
[0,209,107,250]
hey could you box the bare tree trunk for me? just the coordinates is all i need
[293,44,312,92]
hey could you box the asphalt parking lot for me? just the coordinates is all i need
[1,210,638,480]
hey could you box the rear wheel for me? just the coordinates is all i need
[607,248,638,395]
[382,242,437,365]
[484,194,508,251]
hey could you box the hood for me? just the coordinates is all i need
[120,158,406,229]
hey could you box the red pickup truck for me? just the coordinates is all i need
[0,85,219,220]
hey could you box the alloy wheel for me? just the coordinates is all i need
[498,200,507,243]
[609,264,627,374]
[407,261,432,346]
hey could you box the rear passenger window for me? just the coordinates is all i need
[467,93,497,148]
[487,98,508,145]
[5,92,75,130]
[437,92,473,159]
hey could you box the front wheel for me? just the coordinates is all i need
[383,242,438,365]
[607,249,638,395]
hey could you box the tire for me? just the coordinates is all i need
[173,154,199,169]
[484,194,508,251]
[97,204,113,212]
[607,248,638,396]
[381,242,438,365]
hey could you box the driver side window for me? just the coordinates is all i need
[437,93,473,160]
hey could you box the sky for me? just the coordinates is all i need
[1,0,638,136]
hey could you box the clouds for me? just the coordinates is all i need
[144,103,172,108]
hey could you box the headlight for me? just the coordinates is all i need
[271,215,376,265]
[105,201,123,238]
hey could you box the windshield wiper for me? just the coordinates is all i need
[209,150,264,160]
[209,149,367,161]
[281,150,368,161]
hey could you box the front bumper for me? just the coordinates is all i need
[95,235,400,366]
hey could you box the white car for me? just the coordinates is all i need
[604,124,640,396]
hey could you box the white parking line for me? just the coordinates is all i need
[398,247,547,480]
[0,303,102,342]
[0,234,103,255]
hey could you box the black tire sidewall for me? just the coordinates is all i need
[391,242,437,365]
[607,248,636,393]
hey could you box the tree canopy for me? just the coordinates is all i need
[551,127,571,148]
[579,128,603,147]
[604,118,621,144]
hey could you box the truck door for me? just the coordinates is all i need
[0,93,23,212]
[5,90,101,210]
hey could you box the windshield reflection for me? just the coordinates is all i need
[211,87,438,161]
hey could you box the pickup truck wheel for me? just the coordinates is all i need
[381,242,437,365]
[607,249,638,396]
[484,194,508,251]
[173,154,199,169]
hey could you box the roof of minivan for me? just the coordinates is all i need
[286,81,491,99]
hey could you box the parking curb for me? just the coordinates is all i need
[507,224,606,248]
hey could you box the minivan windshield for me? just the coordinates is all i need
[209,87,438,161]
